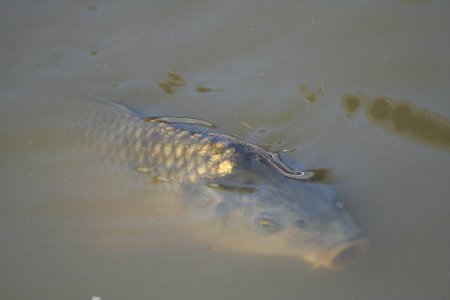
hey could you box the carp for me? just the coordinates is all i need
[75,99,368,269]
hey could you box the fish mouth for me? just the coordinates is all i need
[325,238,369,270]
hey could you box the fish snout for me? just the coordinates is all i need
[327,238,369,270]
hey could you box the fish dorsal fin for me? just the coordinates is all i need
[89,95,216,128]
[88,96,148,117]
[239,141,315,180]
[145,116,216,128]
[209,133,315,181]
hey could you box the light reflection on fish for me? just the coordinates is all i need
[76,99,368,269]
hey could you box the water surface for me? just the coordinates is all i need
[1,1,450,299]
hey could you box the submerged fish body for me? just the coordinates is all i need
[77,101,367,269]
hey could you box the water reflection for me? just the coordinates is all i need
[157,71,186,94]
[342,93,450,152]
[298,83,324,104]
[157,71,219,95]
[341,93,368,118]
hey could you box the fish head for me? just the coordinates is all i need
[192,160,368,270]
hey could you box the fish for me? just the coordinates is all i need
[74,99,368,269]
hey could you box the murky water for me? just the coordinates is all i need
[2,1,450,299]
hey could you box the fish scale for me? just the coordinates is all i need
[75,108,236,184]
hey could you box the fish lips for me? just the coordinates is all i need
[304,237,369,270]
[324,237,369,270]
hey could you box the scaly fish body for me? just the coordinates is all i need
[82,110,245,184]
[75,101,368,269]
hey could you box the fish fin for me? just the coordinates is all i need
[133,165,179,184]
[209,133,315,181]
[206,178,257,194]
[144,116,216,128]
[240,142,315,180]
[88,95,215,128]
[91,96,149,117]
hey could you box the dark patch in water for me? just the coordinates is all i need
[196,86,213,93]
[157,71,186,94]
[87,5,98,11]
[342,93,450,152]
[341,93,368,118]
[299,84,324,104]
[367,96,450,151]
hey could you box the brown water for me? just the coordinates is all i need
[2,1,450,299]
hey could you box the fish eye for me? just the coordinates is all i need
[335,200,345,210]
[292,219,307,228]
[256,213,281,232]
